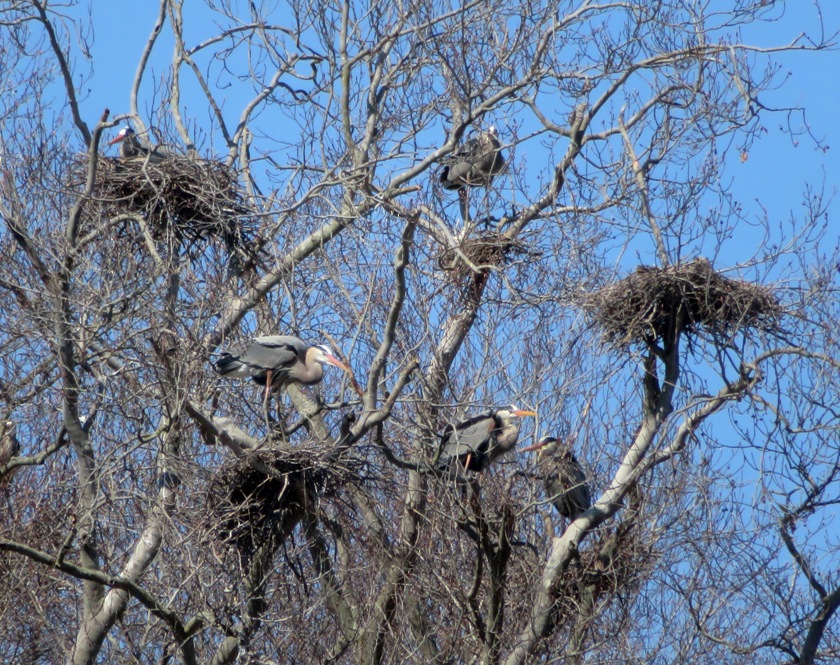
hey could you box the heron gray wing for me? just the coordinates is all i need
[440,133,504,188]
[441,161,474,188]
[242,335,305,370]
[546,452,591,518]
[440,414,494,459]
[476,147,504,177]
[145,148,169,164]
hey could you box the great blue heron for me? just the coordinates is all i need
[437,406,536,472]
[439,126,506,223]
[215,335,357,396]
[0,421,20,487]
[521,435,591,519]
[439,127,506,190]
[109,126,168,162]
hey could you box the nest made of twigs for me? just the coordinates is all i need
[438,233,529,284]
[204,447,357,560]
[84,155,251,247]
[550,520,656,626]
[579,258,782,346]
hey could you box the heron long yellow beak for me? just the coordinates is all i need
[323,353,350,373]
[518,440,546,452]
[511,409,536,418]
[325,354,364,397]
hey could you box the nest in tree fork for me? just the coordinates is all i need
[551,517,656,627]
[580,258,782,347]
[438,233,529,284]
[205,447,357,560]
[85,156,251,247]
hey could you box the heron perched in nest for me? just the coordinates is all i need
[215,335,359,397]
[109,126,169,163]
[437,406,536,473]
[521,435,591,520]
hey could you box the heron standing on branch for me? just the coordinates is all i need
[215,335,361,398]
[0,421,20,488]
[521,435,591,520]
[437,406,536,473]
[439,126,506,222]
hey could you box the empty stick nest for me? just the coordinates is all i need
[204,447,357,560]
[580,258,782,346]
[438,233,529,284]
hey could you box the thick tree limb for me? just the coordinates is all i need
[0,539,197,665]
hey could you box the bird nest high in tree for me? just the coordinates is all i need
[438,232,530,286]
[203,447,358,562]
[580,258,783,347]
[85,153,252,250]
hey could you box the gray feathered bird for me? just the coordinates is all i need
[0,421,20,487]
[109,126,168,162]
[522,435,591,519]
[215,335,352,392]
[437,406,536,473]
[439,126,506,190]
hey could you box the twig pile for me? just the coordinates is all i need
[438,233,529,284]
[551,519,656,625]
[86,156,250,247]
[204,447,358,560]
[580,258,782,346]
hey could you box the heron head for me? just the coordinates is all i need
[497,404,536,421]
[108,126,135,145]
[311,344,350,372]
[519,435,559,457]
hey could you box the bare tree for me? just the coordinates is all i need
[1,1,839,664]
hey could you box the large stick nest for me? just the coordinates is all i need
[579,258,782,346]
[204,447,358,560]
[551,519,656,626]
[85,156,252,247]
[438,232,531,284]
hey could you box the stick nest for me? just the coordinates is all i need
[204,447,358,560]
[85,156,251,247]
[438,233,530,284]
[579,258,782,346]
[552,519,656,625]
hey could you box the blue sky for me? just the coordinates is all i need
[72,2,840,270]
[67,0,840,432]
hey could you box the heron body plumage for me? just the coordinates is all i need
[522,436,591,519]
[0,421,20,486]
[439,127,506,190]
[215,335,349,390]
[437,406,535,473]
[109,126,168,163]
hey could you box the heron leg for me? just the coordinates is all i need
[262,370,273,432]
[458,189,470,224]
[263,370,273,405]
[464,452,473,471]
